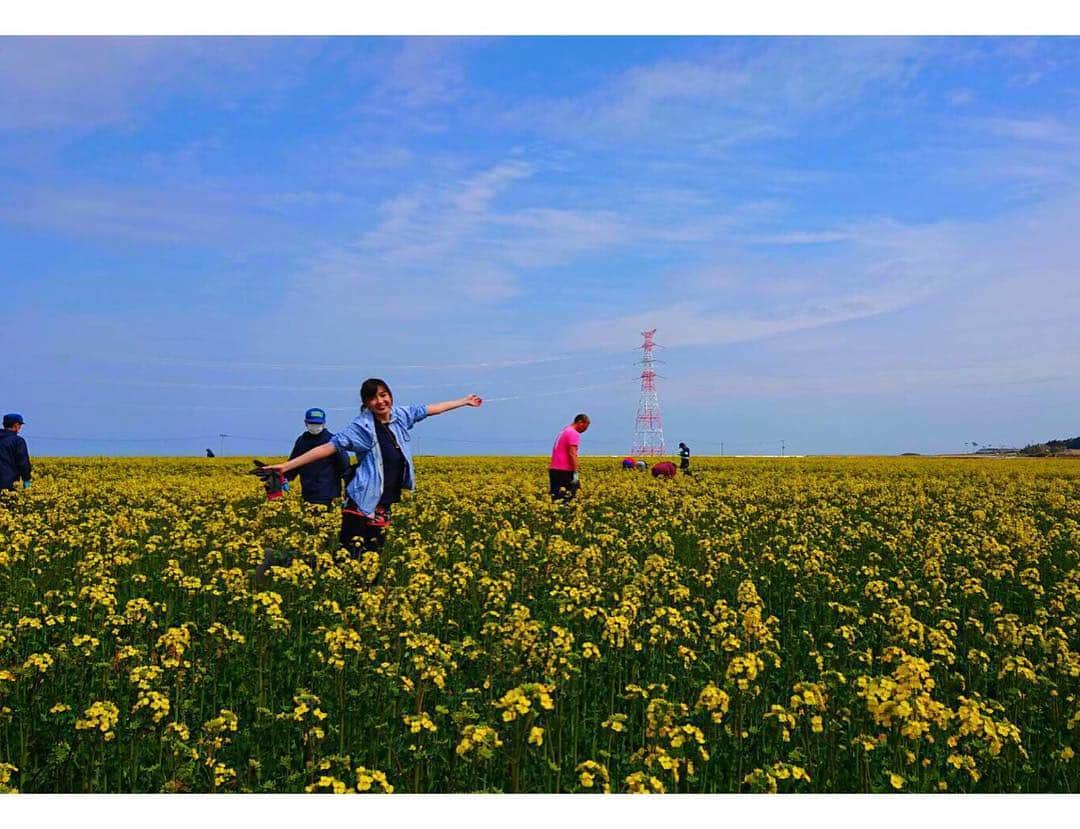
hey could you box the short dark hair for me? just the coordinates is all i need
[573,413,590,424]
[360,378,393,407]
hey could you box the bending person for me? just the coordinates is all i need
[263,378,482,558]
[652,461,677,479]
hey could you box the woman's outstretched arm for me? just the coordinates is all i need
[263,441,337,476]
[425,394,483,416]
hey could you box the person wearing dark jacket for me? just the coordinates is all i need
[286,408,349,506]
[0,413,31,491]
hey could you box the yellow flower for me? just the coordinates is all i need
[576,761,611,793]
[403,713,437,735]
[602,713,628,733]
[0,762,18,793]
[22,652,54,674]
[5,454,1077,793]
[75,701,120,741]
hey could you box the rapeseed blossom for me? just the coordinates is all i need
[0,455,1076,792]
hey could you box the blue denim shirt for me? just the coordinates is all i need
[330,404,428,516]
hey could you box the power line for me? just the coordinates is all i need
[30,435,214,443]
[43,365,632,394]
[484,378,638,403]
[29,433,787,450]
[692,439,785,449]
[31,352,586,372]
[22,376,639,415]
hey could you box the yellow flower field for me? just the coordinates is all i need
[0,456,1076,793]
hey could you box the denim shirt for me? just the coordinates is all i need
[330,404,428,516]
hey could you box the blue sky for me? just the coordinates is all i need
[4,36,1079,456]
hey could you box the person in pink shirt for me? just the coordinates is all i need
[549,413,590,501]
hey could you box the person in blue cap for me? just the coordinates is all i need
[286,407,349,507]
[0,413,31,492]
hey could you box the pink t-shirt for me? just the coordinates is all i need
[550,425,581,471]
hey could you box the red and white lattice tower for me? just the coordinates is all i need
[631,329,666,456]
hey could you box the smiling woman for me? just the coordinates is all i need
[263,377,482,558]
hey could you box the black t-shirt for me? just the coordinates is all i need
[375,420,406,507]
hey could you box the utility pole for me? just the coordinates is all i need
[780,440,785,457]
[720,441,724,457]
[219,433,227,457]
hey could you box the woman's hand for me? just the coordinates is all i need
[462,393,483,407]
[261,463,288,476]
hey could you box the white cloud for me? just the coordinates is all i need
[568,286,932,353]
[0,37,286,132]
[1008,71,1046,88]
[744,231,852,245]
[599,60,750,127]
[491,207,633,266]
[495,38,930,147]
[351,161,534,269]
[376,38,477,109]
[310,157,663,299]
[575,186,1080,407]
[452,160,534,215]
[346,145,416,170]
[1,182,335,249]
[4,187,232,245]
[948,88,975,106]
[566,182,1078,355]
[977,116,1079,144]
[664,356,1077,404]
[456,265,520,303]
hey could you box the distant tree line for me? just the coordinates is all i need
[1020,436,1080,456]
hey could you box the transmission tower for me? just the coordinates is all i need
[632,329,666,455]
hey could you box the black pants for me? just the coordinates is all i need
[256,499,384,583]
[339,514,387,557]
[548,469,579,502]
[339,499,391,558]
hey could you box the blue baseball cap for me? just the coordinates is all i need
[3,413,24,427]
[304,408,326,424]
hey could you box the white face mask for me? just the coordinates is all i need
[306,424,325,435]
